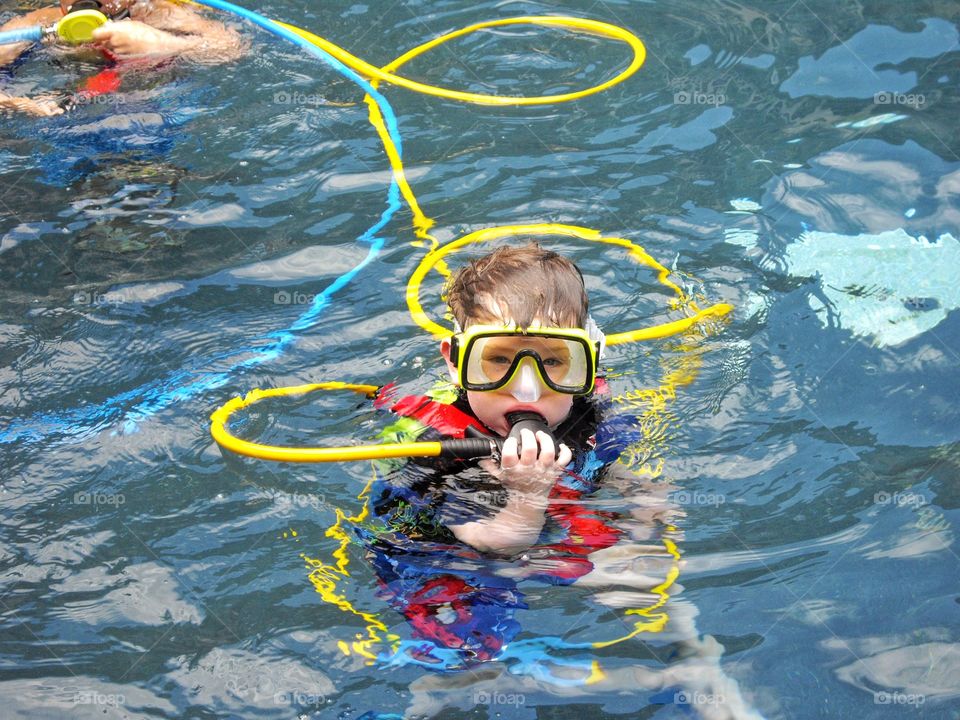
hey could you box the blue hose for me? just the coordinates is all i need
[0,25,43,45]
[1,1,408,445]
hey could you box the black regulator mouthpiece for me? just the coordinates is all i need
[505,411,555,447]
[437,412,557,460]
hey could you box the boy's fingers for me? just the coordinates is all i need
[518,428,539,465]
[556,443,572,468]
[500,436,519,469]
[535,430,556,466]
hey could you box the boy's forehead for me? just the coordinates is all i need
[474,294,549,329]
[464,293,582,330]
[475,294,509,323]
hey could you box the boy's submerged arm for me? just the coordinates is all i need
[449,429,571,555]
[448,491,550,556]
[377,459,551,553]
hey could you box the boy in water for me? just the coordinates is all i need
[0,0,243,116]
[373,243,613,558]
[364,242,618,664]
[346,245,762,714]
[435,242,606,554]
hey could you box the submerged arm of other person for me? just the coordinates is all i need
[0,8,60,67]
[0,89,63,115]
[448,429,572,556]
[0,8,64,115]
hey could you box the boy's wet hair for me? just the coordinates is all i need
[446,243,588,329]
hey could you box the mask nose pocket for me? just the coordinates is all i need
[507,359,542,403]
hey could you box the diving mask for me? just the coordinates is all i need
[450,324,601,396]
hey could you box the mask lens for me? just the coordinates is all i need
[464,333,590,392]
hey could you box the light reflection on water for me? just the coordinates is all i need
[1,0,958,718]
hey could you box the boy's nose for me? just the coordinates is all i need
[506,358,543,403]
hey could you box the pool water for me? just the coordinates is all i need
[1,0,958,718]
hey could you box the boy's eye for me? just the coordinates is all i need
[481,352,513,365]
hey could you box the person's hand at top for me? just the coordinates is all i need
[90,19,188,57]
[0,0,243,116]
[66,0,244,64]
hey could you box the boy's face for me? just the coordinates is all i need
[441,326,578,436]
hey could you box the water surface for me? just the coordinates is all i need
[1,0,958,718]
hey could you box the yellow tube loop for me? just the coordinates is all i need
[277,16,646,249]
[405,223,733,343]
[209,381,449,463]
[277,16,645,106]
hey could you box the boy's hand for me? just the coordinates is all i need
[455,429,570,555]
[91,20,189,57]
[482,428,572,495]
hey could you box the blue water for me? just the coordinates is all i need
[1,1,959,718]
